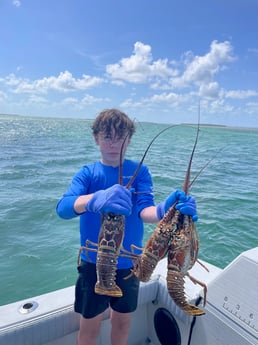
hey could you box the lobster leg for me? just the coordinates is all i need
[185,272,207,307]
[77,246,97,266]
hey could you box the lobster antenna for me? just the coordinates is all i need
[119,132,131,185]
[182,101,201,195]
[189,146,225,189]
[119,118,141,185]
[126,124,178,189]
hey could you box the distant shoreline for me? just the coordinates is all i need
[1,113,257,131]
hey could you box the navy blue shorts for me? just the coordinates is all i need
[74,261,140,319]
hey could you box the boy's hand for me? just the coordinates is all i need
[86,184,132,216]
[176,195,198,221]
[156,189,198,221]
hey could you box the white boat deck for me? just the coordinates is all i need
[0,248,257,345]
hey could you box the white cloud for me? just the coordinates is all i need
[225,89,258,99]
[245,102,258,115]
[171,41,235,89]
[81,94,110,105]
[62,94,110,110]
[120,92,190,112]
[27,95,48,104]
[106,41,178,84]
[149,92,181,103]
[10,71,104,94]
[106,40,237,104]
[3,73,21,86]
[199,82,221,98]
[63,97,78,105]
[1,40,257,126]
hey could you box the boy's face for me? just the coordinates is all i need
[94,129,131,167]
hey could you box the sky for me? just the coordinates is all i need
[0,0,258,127]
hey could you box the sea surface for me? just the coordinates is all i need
[0,114,258,306]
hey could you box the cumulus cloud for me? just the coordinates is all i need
[106,41,178,84]
[106,40,236,102]
[1,40,257,124]
[11,71,104,94]
[3,73,21,86]
[171,41,235,90]
[0,41,237,102]
[120,92,189,111]
[149,92,180,103]
[63,97,78,105]
[27,95,48,104]
[225,89,258,99]
[199,82,221,98]
[81,94,110,105]
[62,94,110,109]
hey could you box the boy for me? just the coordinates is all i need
[56,108,197,345]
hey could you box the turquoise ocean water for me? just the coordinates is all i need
[0,114,258,306]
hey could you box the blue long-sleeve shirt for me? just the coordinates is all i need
[56,159,155,268]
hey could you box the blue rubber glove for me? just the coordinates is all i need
[156,189,198,221]
[156,189,184,220]
[86,184,132,216]
[176,195,198,222]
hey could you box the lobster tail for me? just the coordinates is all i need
[94,213,125,297]
[136,250,160,282]
[167,268,205,316]
[95,247,122,297]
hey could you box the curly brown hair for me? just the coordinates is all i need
[91,109,136,139]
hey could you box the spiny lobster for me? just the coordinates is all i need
[78,125,176,297]
[134,109,209,316]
